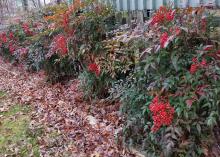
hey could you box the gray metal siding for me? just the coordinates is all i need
[104,0,220,11]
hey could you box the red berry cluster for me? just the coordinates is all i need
[52,34,68,56]
[160,32,169,48]
[160,27,181,49]
[0,32,8,43]
[62,0,82,34]
[190,57,207,74]
[149,96,175,133]
[88,63,101,77]
[9,42,16,54]
[166,10,175,21]
[0,32,17,54]
[150,6,175,26]
[22,23,33,36]
[63,13,70,30]
[170,27,181,36]
[9,32,14,40]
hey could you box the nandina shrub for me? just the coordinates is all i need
[79,62,113,99]
[0,0,117,84]
[0,31,18,62]
[0,12,54,69]
[79,25,146,98]
[111,7,220,157]
[24,42,46,71]
[45,32,82,83]
[43,0,117,84]
[44,54,82,83]
[101,31,146,79]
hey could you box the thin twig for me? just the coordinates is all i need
[0,65,18,76]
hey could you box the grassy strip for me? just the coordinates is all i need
[0,92,40,157]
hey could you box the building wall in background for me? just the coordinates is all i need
[99,0,220,11]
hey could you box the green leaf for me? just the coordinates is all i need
[186,124,191,132]
[171,53,179,71]
[207,116,217,128]
[196,123,201,134]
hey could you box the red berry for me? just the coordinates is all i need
[201,58,207,67]
[88,63,101,77]
[160,32,169,48]
[190,64,198,74]
[192,57,198,63]
[149,96,174,133]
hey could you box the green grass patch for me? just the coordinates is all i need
[0,91,6,98]
[0,103,40,156]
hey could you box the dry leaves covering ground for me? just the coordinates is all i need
[0,57,135,157]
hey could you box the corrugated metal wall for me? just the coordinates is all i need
[99,0,220,11]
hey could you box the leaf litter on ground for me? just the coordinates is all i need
[0,57,135,157]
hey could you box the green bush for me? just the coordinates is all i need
[0,1,116,84]
[45,55,82,83]
[1,3,220,156]
[110,7,220,157]
[79,70,113,99]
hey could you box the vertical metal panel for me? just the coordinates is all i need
[178,0,188,8]
[166,0,177,8]
[147,0,153,9]
[107,0,220,11]
[135,0,138,9]
[138,0,144,10]
[163,0,167,5]
[156,0,164,8]
[174,0,178,7]
[189,0,201,7]
[116,0,121,11]
[111,0,117,8]
[203,0,207,5]
[130,0,136,10]
[113,0,117,8]
[167,0,176,8]
[128,0,131,10]
[152,0,157,9]
[122,0,128,10]
[205,0,217,6]
[143,0,147,9]
[218,0,220,6]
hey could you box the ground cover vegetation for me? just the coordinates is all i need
[0,0,220,156]
[0,92,40,156]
